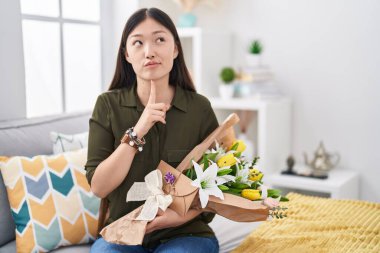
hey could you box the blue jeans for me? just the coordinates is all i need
[90,236,219,253]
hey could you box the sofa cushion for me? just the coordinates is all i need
[0,111,91,157]
[0,172,15,246]
[0,240,91,253]
[0,148,99,253]
[0,240,16,253]
[50,131,89,154]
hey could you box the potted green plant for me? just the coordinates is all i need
[219,67,236,99]
[246,40,263,67]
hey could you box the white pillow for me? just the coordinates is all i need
[209,215,262,253]
[50,131,89,154]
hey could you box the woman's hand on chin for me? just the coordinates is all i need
[134,80,170,138]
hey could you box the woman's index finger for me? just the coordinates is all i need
[148,80,156,104]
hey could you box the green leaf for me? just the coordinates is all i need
[217,168,233,176]
[231,164,237,176]
[202,154,209,170]
[225,188,242,195]
[218,185,229,191]
[206,153,218,162]
[250,181,258,189]
[234,152,241,158]
[280,196,289,202]
[251,156,260,167]
[185,169,192,179]
[230,142,239,151]
[267,189,281,196]
[231,182,250,189]
[186,167,196,180]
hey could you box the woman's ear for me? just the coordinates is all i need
[125,56,131,63]
[125,49,131,63]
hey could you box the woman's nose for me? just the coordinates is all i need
[144,44,155,59]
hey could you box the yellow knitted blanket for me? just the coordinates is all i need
[233,193,380,253]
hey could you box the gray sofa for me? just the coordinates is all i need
[0,111,92,253]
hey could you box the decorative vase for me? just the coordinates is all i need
[246,54,261,67]
[234,83,251,98]
[219,84,235,99]
[178,12,197,27]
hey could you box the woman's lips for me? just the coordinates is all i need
[144,62,160,68]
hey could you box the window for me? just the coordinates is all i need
[20,0,102,118]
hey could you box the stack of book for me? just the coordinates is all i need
[238,66,274,83]
[235,66,281,98]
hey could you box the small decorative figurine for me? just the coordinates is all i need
[304,141,340,178]
[281,155,296,175]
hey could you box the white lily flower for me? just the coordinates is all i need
[190,160,224,208]
[205,140,229,162]
[205,147,218,154]
[258,183,268,199]
[216,174,235,185]
[205,140,225,154]
[235,166,252,186]
[215,164,236,185]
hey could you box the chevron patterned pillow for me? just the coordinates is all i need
[0,148,99,253]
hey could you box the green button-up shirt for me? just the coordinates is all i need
[84,83,219,249]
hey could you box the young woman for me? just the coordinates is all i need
[85,7,219,253]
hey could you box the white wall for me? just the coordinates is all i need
[251,0,380,203]
[132,0,380,202]
[0,0,26,121]
[101,0,139,90]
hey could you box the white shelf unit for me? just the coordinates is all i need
[177,27,292,174]
[209,97,292,174]
[177,27,231,97]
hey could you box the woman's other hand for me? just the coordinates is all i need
[145,208,202,234]
[262,197,280,209]
[134,80,170,138]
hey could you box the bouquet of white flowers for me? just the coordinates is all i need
[100,113,288,245]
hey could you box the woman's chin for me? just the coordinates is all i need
[140,72,169,81]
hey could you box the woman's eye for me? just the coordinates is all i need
[133,40,142,46]
[156,37,165,43]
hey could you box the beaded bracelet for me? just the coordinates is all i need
[120,127,146,152]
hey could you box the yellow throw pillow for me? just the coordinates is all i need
[0,156,9,162]
[0,148,99,253]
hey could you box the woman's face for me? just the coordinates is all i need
[125,17,178,82]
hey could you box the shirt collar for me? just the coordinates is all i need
[119,83,189,113]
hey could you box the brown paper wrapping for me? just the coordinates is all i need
[205,195,269,222]
[99,113,269,245]
[99,206,148,245]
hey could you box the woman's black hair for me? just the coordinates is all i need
[108,8,195,92]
